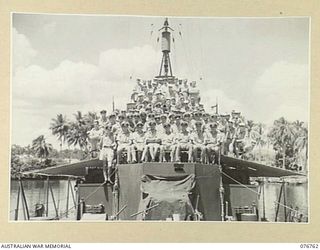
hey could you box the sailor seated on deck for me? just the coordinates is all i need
[191,121,206,163]
[159,123,176,162]
[99,124,116,183]
[241,139,257,160]
[130,121,147,163]
[87,120,103,158]
[233,123,247,158]
[144,121,161,162]
[175,121,193,162]
[116,121,132,164]
[204,122,220,164]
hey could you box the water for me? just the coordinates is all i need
[261,182,308,222]
[10,179,308,222]
[10,179,77,221]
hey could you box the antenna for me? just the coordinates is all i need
[211,97,219,114]
[158,18,174,78]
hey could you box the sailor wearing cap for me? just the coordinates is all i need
[171,114,182,134]
[130,121,146,163]
[204,122,220,164]
[117,113,126,125]
[125,113,135,132]
[160,113,168,125]
[154,102,163,114]
[159,122,176,162]
[225,120,237,157]
[99,110,108,128]
[175,121,193,162]
[182,112,191,121]
[116,122,132,163]
[209,113,218,123]
[99,123,116,183]
[87,120,103,158]
[154,115,164,133]
[233,122,247,158]
[134,78,142,92]
[131,90,138,103]
[191,121,206,163]
[190,111,203,132]
[109,113,120,135]
[242,138,257,160]
[137,92,144,103]
[202,113,210,131]
[144,121,161,162]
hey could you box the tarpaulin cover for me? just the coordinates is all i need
[137,174,195,220]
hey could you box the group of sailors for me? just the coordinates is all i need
[87,78,257,183]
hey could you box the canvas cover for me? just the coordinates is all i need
[137,174,195,220]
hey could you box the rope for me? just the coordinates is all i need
[221,170,303,215]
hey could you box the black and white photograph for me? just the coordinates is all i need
[10,14,309,222]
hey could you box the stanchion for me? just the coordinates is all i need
[49,184,59,218]
[218,143,225,221]
[14,185,21,221]
[66,178,70,218]
[46,176,49,217]
[19,177,30,220]
[275,181,284,222]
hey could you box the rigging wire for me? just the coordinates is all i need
[56,167,118,220]
[220,170,304,215]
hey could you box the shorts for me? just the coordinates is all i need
[99,147,114,163]
[206,144,219,151]
[193,144,205,149]
[118,143,130,150]
[161,144,174,151]
[179,143,191,149]
[133,143,144,151]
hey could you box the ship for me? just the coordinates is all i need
[18,18,306,222]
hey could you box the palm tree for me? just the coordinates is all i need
[31,135,53,162]
[50,114,69,152]
[84,111,98,130]
[74,111,86,127]
[268,117,296,169]
[294,125,308,172]
[66,122,89,152]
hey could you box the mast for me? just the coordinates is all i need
[158,18,174,78]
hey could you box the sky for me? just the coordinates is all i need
[11,14,310,148]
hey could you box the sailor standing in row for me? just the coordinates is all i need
[87,120,103,158]
[99,124,116,183]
